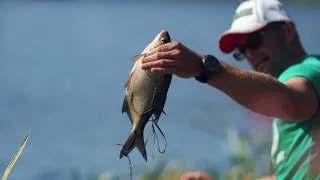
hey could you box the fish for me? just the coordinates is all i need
[119,30,172,162]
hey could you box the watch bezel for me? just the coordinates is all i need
[203,55,220,72]
[195,55,220,83]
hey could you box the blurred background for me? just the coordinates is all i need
[0,0,319,179]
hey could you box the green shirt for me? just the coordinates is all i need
[271,55,320,180]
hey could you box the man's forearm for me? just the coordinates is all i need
[207,61,297,121]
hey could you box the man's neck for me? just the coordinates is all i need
[272,43,307,78]
[287,42,308,66]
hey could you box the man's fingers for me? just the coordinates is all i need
[142,50,177,64]
[151,67,177,74]
[144,44,172,56]
[145,41,181,56]
[141,59,176,70]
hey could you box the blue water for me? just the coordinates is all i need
[0,1,319,179]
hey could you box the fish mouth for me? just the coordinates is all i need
[161,37,171,44]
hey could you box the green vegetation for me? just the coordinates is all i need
[2,127,274,180]
[85,127,275,180]
[137,127,274,180]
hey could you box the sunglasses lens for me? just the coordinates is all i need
[233,22,285,61]
[246,32,263,49]
[233,32,263,61]
[233,47,246,61]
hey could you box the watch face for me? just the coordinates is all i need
[204,56,219,72]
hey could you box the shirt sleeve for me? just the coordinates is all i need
[278,57,320,99]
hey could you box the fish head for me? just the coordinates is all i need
[142,30,171,53]
[132,30,172,63]
[153,30,171,46]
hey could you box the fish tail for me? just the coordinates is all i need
[119,131,147,162]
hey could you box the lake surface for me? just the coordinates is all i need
[0,1,319,179]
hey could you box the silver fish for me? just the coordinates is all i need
[119,30,172,162]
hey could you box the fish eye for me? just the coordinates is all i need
[160,38,165,43]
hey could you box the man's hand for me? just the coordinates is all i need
[140,41,204,78]
[180,171,213,180]
[256,175,276,180]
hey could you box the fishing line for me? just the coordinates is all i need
[147,115,168,154]
[144,116,157,159]
[153,120,167,154]
[116,144,133,180]
[149,116,156,159]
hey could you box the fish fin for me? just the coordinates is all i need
[124,71,133,89]
[122,97,128,114]
[136,132,147,162]
[122,72,133,113]
[119,131,147,162]
[119,132,136,159]
[131,54,146,63]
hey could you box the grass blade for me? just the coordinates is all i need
[1,129,31,180]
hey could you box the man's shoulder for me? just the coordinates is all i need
[288,55,320,70]
[278,55,320,82]
[301,55,320,65]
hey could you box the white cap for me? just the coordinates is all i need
[219,0,292,53]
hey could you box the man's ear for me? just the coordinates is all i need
[282,21,297,44]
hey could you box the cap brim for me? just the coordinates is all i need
[218,22,268,54]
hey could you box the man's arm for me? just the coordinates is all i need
[208,61,318,121]
[140,42,319,122]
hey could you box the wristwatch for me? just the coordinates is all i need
[195,54,220,83]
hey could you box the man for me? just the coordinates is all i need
[140,0,320,179]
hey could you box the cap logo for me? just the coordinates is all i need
[232,8,253,22]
